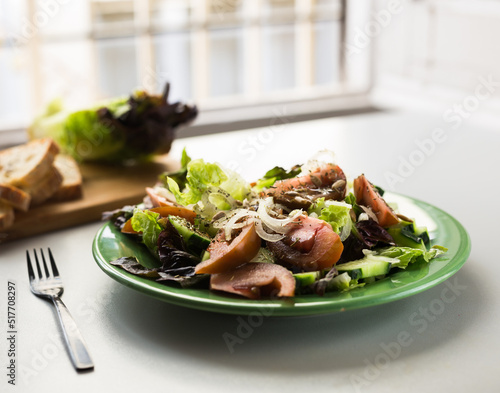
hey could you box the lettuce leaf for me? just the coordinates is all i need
[110,257,160,277]
[313,270,364,295]
[110,256,208,288]
[308,198,351,233]
[167,159,226,205]
[338,219,395,264]
[377,246,447,269]
[344,193,364,218]
[63,107,127,159]
[159,148,191,190]
[167,158,251,208]
[220,167,252,202]
[188,159,227,195]
[253,165,301,191]
[355,219,395,248]
[28,83,198,162]
[131,208,163,257]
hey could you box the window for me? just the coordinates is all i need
[0,0,372,143]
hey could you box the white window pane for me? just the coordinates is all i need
[209,28,243,97]
[314,20,340,86]
[261,0,295,19]
[0,47,31,124]
[35,0,91,36]
[0,0,28,39]
[39,40,95,109]
[261,24,295,92]
[151,0,190,30]
[153,32,192,101]
[95,37,138,97]
[0,0,364,135]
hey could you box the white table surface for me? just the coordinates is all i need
[0,110,497,392]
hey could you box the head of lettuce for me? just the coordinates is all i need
[28,83,198,163]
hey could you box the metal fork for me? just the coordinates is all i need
[27,248,94,371]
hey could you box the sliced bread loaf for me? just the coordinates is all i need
[0,184,31,211]
[0,138,59,188]
[0,202,14,230]
[50,154,83,201]
[23,165,63,206]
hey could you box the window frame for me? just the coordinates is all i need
[0,0,375,147]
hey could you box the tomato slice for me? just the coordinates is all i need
[146,187,179,207]
[195,223,261,274]
[266,163,346,196]
[210,262,295,299]
[267,215,344,271]
[120,218,138,234]
[353,174,399,227]
[148,206,196,224]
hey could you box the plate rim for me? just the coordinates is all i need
[92,192,471,316]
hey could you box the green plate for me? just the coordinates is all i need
[92,193,471,316]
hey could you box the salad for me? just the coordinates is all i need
[106,150,446,300]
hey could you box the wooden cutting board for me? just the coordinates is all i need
[0,155,180,243]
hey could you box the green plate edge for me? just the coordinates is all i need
[92,192,471,316]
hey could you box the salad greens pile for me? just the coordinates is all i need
[108,150,447,299]
[29,84,197,163]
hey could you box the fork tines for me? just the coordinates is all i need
[26,248,59,281]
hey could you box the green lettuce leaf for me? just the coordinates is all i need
[309,198,351,233]
[28,84,198,162]
[253,165,301,191]
[168,159,227,205]
[314,271,365,295]
[160,148,191,190]
[377,245,447,269]
[63,108,127,159]
[167,159,251,208]
[220,167,252,202]
[330,272,360,291]
[344,193,364,218]
[188,159,227,194]
[131,208,163,256]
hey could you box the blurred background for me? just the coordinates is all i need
[0,0,499,145]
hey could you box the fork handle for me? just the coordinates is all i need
[51,297,94,371]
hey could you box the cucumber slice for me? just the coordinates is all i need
[387,224,426,251]
[168,216,211,255]
[413,225,430,247]
[337,257,392,280]
[294,271,320,287]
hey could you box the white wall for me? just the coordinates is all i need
[369,0,500,124]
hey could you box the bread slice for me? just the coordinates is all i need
[50,154,83,201]
[23,165,63,206]
[0,201,14,230]
[0,138,60,188]
[0,184,31,211]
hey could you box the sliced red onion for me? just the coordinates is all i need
[224,209,255,240]
[254,219,285,242]
[257,197,302,234]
